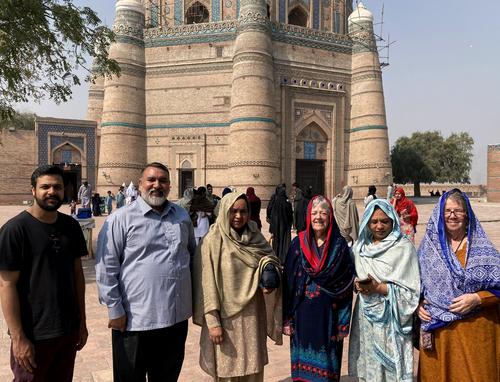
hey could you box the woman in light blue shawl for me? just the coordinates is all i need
[348,199,420,382]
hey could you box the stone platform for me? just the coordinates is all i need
[1,198,499,381]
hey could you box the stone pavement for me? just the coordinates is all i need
[1,198,499,381]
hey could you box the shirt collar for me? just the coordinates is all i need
[136,196,171,217]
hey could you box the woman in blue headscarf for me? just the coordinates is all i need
[348,199,420,382]
[417,189,499,381]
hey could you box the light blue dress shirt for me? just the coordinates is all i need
[96,197,196,331]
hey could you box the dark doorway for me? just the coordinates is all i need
[179,169,194,198]
[296,159,325,196]
[55,163,81,203]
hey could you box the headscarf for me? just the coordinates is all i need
[333,185,360,243]
[298,196,355,291]
[245,187,258,203]
[192,192,282,342]
[354,199,419,291]
[418,189,500,331]
[392,187,418,227]
[351,199,420,380]
[285,195,355,335]
[269,187,293,236]
[176,187,193,211]
[222,187,232,197]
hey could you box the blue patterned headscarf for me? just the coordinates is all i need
[354,198,402,258]
[418,189,500,331]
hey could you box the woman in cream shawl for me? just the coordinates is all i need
[193,191,282,382]
[348,199,420,382]
[332,185,359,245]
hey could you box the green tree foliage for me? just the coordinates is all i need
[0,112,36,130]
[391,131,474,196]
[0,0,120,119]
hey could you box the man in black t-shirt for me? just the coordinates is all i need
[0,165,88,382]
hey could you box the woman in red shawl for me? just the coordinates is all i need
[391,187,418,242]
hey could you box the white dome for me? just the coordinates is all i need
[348,2,373,23]
[116,0,144,14]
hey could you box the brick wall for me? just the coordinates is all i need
[0,129,36,204]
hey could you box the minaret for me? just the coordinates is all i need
[96,0,147,193]
[348,2,392,198]
[228,0,280,200]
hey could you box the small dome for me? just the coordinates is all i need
[348,2,373,24]
[116,0,144,14]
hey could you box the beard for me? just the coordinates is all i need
[35,195,63,211]
[142,189,167,207]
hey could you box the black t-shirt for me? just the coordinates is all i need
[0,211,87,340]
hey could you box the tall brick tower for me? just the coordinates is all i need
[347,2,392,198]
[227,0,280,200]
[487,144,500,202]
[96,0,147,192]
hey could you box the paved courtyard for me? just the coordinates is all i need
[1,198,499,381]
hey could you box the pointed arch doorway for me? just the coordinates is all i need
[179,160,194,198]
[295,122,327,196]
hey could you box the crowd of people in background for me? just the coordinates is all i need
[0,164,498,382]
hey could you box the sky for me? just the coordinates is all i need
[18,0,500,183]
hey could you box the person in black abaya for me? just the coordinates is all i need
[268,186,293,263]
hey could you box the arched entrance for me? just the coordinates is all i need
[295,122,327,195]
[179,159,194,197]
[52,142,83,202]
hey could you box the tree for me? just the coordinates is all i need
[0,0,120,119]
[391,131,474,196]
[0,112,36,130]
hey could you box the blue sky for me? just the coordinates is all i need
[18,0,500,183]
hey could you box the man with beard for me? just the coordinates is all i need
[96,162,196,382]
[0,165,88,381]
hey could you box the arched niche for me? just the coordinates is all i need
[288,5,308,27]
[181,159,192,169]
[185,1,210,24]
[52,142,83,164]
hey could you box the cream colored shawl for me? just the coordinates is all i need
[192,191,282,343]
[333,185,360,244]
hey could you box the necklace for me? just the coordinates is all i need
[451,234,466,253]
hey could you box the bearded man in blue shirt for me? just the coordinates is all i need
[96,162,196,382]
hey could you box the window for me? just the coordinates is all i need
[185,2,210,24]
[61,150,72,163]
[288,6,308,27]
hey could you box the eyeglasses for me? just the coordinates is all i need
[444,209,466,218]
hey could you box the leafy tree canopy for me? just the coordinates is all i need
[0,112,36,130]
[0,0,120,119]
[391,131,474,195]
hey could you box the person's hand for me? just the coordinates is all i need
[355,274,387,295]
[418,299,432,322]
[12,334,36,373]
[449,293,481,314]
[209,326,224,344]
[76,323,88,351]
[108,315,127,332]
[261,287,275,294]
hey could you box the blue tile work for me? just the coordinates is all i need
[313,0,319,29]
[151,0,159,26]
[236,0,240,18]
[279,0,286,22]
[304,141,317,159]
[37,122,96,187]
[175,0,183,25]
[50,136,84,151]
[212,0,221,21]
